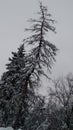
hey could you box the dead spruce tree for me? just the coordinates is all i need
[0,3,57,130]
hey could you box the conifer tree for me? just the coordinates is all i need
[0,2,57,130]
[22,2,57,92]
[1,44,26,95]
[0,44,27,127]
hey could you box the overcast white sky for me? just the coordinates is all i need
[0,0,73,129]
[0,0,73,79]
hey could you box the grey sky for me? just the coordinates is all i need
[0,0,73,78]
[0,1,73,129]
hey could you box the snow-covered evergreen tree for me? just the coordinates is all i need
[1,44,25,91]
[0,3,57,130]
[0,44,27,128]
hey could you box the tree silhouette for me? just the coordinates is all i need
[48,74,73,130]
[0,2,57,130]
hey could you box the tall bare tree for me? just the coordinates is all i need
[49,74,73,129]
